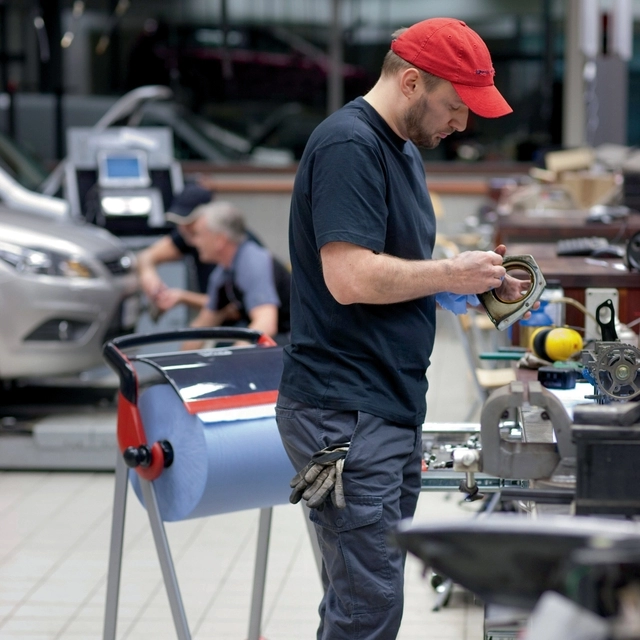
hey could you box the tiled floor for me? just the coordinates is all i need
[0,309,489,640]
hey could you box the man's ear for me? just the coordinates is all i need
[398,68,421,99]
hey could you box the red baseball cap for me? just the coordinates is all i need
[390,18,512,119]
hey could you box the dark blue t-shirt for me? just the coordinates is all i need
[279,97,437,426]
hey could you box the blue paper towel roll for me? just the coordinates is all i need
[130,384,295,522]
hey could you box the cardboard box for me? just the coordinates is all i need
[545,147,595,173]
[558,171,618,208]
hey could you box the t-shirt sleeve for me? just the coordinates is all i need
[235,246,280,312]
[310,140,388,253]
[205,267,224,311]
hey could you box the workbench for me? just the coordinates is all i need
[495,209,640,245]
[510,242,640,343]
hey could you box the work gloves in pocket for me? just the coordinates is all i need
[289,443,350,510]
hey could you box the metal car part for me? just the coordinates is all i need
[594,343,640,400]
[582,341,640,402]
[572,397,640,516]
[479,254,546,331]
[393,514,640,611]
[479,380,576,480]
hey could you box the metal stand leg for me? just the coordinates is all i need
[103,453,129,640]
[247,507,272,640]
[432,577,454,611]
[105,458,294,640]
[139,478,191,640]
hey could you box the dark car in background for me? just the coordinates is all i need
[130,100,297,164]
[0,91,299,164]
[128,23,374,109]
[0,130,49,192]
[125,22,373,157]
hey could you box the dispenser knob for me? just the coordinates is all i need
[123,445,152,468]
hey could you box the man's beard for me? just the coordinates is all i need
[404,94,440,149]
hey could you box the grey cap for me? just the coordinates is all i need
[164,184,214,224]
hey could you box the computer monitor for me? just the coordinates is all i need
[97,150,151,188]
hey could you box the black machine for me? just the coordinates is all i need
[402,296,640,638]
[64,126,183,235]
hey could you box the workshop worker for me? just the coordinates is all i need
[136,183,215,314]
[183,201,291,349]
[275,18,519,640]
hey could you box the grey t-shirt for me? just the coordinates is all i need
[206,240,280,315]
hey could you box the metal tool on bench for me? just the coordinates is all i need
[572,399,640,516]
[425,381,578,613]
[416,339,640,634]
[452,380,577,500]
[452,340,640,517]
[581,298,640,402]
[478,254,547,331]
[392,514,640,640]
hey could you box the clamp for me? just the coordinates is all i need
[453,381,577,491]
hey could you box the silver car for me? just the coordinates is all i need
[0,172,140,381]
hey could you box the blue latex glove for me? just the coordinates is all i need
[435,292,480,315]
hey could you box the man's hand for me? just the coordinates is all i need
[139,272,167,303]
[494,275,531,303]
[154,288,187,311]
[136,236,185,300]
[446,249,506,295]
[492,244,540,320]
[219,302,242,323]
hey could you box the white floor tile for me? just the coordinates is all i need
[0,317,486,640]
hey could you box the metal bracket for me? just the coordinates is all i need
[479,381,576,480]
[479,255,547,331]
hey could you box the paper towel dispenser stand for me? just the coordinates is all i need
[101,327,288,640]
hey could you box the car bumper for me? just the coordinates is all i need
[0,271,140,379]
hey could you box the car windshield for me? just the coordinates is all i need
[136,102,293,165]
[137,105,246,162]
[178,109,253,154]
[0,131,49,192]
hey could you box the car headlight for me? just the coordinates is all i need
[0,241,97,278]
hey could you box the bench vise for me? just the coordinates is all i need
[453,381,577,498]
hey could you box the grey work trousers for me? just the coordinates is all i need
[275,395,423,640]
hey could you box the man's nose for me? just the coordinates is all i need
[451,106,469,132]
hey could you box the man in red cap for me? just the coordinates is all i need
[390,17,512,120]
[276,18,519,640]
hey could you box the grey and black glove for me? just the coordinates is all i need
[289,442,350,510]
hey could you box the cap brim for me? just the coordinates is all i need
[452,83,513,119]
[165,211,200,225]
